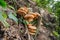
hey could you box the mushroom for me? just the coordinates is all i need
[17,7,28,16]
[24,14,34,22]
[24,12,40,22]
[29,31,35,35]
[27,24,36,35]
[31,12,40,19]
[27,24,36,30]
[28,28,36,33]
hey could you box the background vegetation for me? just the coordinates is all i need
[34,0,60,40]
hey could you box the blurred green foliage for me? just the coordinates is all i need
[8,12,18,24]
[0,0,7,7]
[0,0,9,27]
[52,2,60,26]
[0,11,10,27]
[34,0,60,40]
[0,0,18,27]
[52,2,60,40]
[33,0,54,8]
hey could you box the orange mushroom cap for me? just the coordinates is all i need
[28,28,36,33]
[17,7,28,16]
[27,12,40,19]
[27,24,32,27]
[31,12,40,19]
[28,25,36,30]
[29,31,35,35]
[24,14,34,22]
[24,14,34,19]
[27,24,36,30]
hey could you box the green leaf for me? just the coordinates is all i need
[2,20,10,28]
[0,11,9,27]
[53,31,59,37]
[8,5,15,10]
[8,13,18,24]
[23,20,29,25]
[0,0,7,7]
[19,17,29,25]
[2,13,7,20]
[8,5,17,16]
[30,20,37,25]
[0,12,5,21]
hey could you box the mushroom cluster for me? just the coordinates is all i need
[24,12,40,22]
[17,6,28,16]
[17,7,40,35]
[27,24,36,35]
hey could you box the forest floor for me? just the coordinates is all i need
[0,0,56,40]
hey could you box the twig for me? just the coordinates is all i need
[34,16,41,38]
[24,20,34,40]
[34,13,42,40]
[25,23,31,40]
[30,35,34,40]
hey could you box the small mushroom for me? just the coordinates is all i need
[24,12,40,22]
[29,31,35,35]
[27,24,36,35]
[28,28,36,33]
[31,12,40,19]
[24,14,34,22]
[17,7,28,16]
[27,24,36,30]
